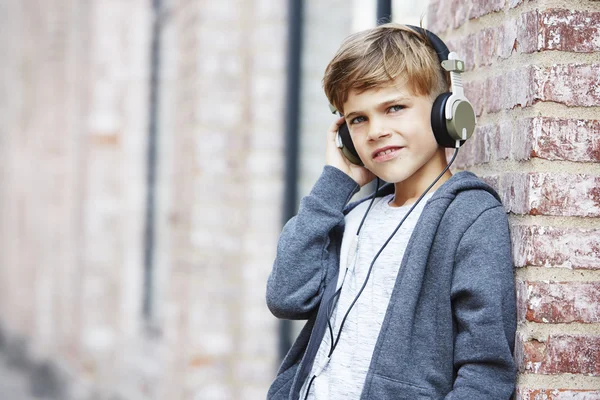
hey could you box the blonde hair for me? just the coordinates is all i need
[323,23,450,114]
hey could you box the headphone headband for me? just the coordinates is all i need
[405,25,450,63]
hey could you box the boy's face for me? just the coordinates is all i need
[342,78,442,184]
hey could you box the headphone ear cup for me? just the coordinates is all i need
[338,122,364,166]
[431,92,462,148]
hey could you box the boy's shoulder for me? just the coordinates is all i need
[435,172,509,235]
[437,171,502,208]
[428,171,506,234]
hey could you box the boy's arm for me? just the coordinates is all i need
[266,165,359,320]
[445,205,517,400]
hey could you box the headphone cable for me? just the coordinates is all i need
[328,147,460,357]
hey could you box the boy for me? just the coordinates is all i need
[266,23,516,400]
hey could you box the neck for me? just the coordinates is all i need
[389,149,452,208]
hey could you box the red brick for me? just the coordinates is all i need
[517,281,600,323]
[529,174,600,217]
[516,11,541,53]
[450,0,469,29]
[500,173,600,217]
[478,27,496,66]
[496,10,600,55]
[464,80,484,116]
[501,173,533,214]
[517,388,600,400]
[436,7,600,54]
[532,118,600,162]
[445,33,477,71]
[468,0,505,20]
[463,33,477,71]
[495,121,513,160]
[483,64,600,113]
[476,11,538,62]
[537,64,600,107]
[427,0,452,34]
[496,18,519,59]
[539,10,600,53]
[494,118,600,162]
[511,225,600,270]
[484,66,539,113]
[519,335,600,375]
[496,119,532,161]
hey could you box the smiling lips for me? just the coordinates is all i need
[372,146,403,162]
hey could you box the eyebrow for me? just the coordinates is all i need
[344,96,410,120]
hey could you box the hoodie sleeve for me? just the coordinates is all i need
[445,205,517,400]
[266,166,359,320]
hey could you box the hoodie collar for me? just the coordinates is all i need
[345,171,501,214]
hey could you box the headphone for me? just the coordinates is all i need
[330,25,476,166]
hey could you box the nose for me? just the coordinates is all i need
[367,117,392,141]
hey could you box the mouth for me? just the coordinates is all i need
[372,146,403,162]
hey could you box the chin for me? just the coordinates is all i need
[364,155,416,182]
[371,169,412,184]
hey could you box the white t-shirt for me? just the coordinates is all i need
[300,191,434,400]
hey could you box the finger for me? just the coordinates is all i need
[327,118,346,144]
[327,116,346,133]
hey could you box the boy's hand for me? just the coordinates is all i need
[326,116,376,187]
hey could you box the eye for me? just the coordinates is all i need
[388,104,405,113]
[349,115,366,125]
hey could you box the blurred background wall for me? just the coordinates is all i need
[0,0,288,398]
[1,0,598,400]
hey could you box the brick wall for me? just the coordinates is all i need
[153,0,287,398]
[428,0,600,398]
[0,0,153,398]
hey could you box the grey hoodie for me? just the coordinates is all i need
[266,166,517,400]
